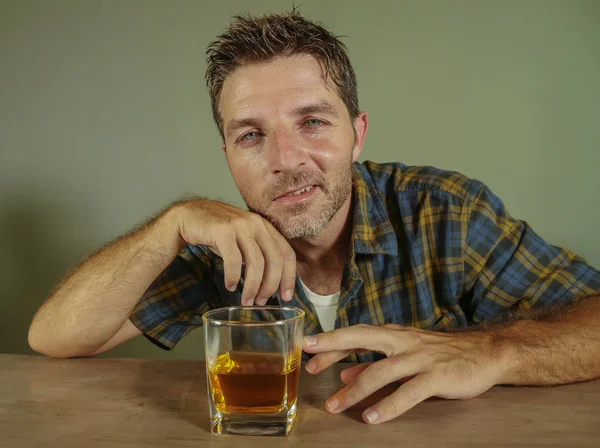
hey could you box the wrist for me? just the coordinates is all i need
[485,323,526,385]
[151,204,188,256]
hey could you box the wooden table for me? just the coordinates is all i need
[1,354,599,447]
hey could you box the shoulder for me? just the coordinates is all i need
[355,160,486,204]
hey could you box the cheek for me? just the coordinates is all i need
[229,159,265,197]
[228,147,267,172]
[308,137,353,172]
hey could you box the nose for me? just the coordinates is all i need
[266,127,308,174]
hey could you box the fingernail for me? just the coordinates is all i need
[326,397,339,412]
[364,410,378,424]
[256,298,268,306]
[242,298,253,306]
[305,361,316,373]
[283,289,293,301]
[226,283,236,292]
[304,336,317,347]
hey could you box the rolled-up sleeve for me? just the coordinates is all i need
[129,244,221,350]
[462,184,600,323]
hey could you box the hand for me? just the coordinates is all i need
[171,199,296,306]
[302,324,508,424]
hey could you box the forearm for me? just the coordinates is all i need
[28,206,185,357]
[489,296,600,386]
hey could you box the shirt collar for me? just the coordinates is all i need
[350,162,399,256]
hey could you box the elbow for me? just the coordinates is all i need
[27,319,45,355]
[28,320,88,359]
[27,323,58,357]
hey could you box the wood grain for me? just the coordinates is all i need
[1,354,599,447]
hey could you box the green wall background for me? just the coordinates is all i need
[1,0,598,359]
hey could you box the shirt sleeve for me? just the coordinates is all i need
[462,183,600,323]
[129,244,223,350]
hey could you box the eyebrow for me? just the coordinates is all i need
[225,118,262,138]
[292,101,339,118]
[225,101,339,138]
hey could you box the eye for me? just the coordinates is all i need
[305,119,324,127]
[242,131,259,142]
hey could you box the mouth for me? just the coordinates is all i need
[274,184,319,203]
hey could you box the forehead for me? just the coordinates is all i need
[219,54,345,121]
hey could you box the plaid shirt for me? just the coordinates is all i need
[130,161,600,362]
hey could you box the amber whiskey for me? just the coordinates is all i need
[208,351,301,414]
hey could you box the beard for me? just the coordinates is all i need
[241,163,354,240]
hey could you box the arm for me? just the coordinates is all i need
[28,207,183,358]
[487,295,600,385]
[461,182,600,385]
[302,182,600,424]
[28,199,296,358]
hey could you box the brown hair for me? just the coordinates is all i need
[205,9,359,139]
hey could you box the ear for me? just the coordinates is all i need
[351,112,369,162]
[222,143,227,154]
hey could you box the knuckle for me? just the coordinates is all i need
[367,360,390,379]
[406,329,423,347]
[435,364,450,378]
[404,383,420,402]
[283,248,296,262]
[383,399,400,417]
[249,213,264,226]
[229,215,247,228]
[382,343,396,359]
[344,385,359,400]
[270,252,283,267]
[323,331,336,345]
[388,355,406,373]
[247,253,265,269]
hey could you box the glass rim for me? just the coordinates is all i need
[202,305,305,327]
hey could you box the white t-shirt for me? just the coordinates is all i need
[298,277,340,332]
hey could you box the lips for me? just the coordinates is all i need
[276,185,317,200]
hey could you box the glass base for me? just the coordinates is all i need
[210,411,297,436]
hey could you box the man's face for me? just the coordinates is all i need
[219,54,367,240]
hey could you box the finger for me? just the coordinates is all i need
[362,373,436,424]
[305,349,354,374]
[341,364,414,386]
[264,221,296,302]
[326,355,424,414]
[340,363,373,384]
[237,237,264,306]
[303,325,401,357]
[213,231,243,292]
[252,224,284,305]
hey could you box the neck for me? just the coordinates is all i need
[289,194,354,267]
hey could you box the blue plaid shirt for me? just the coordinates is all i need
[130,161,600,362]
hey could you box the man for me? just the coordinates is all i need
[29,11,600,425]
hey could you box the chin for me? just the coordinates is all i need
[272,214,330,240]
[251,199,334,239]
